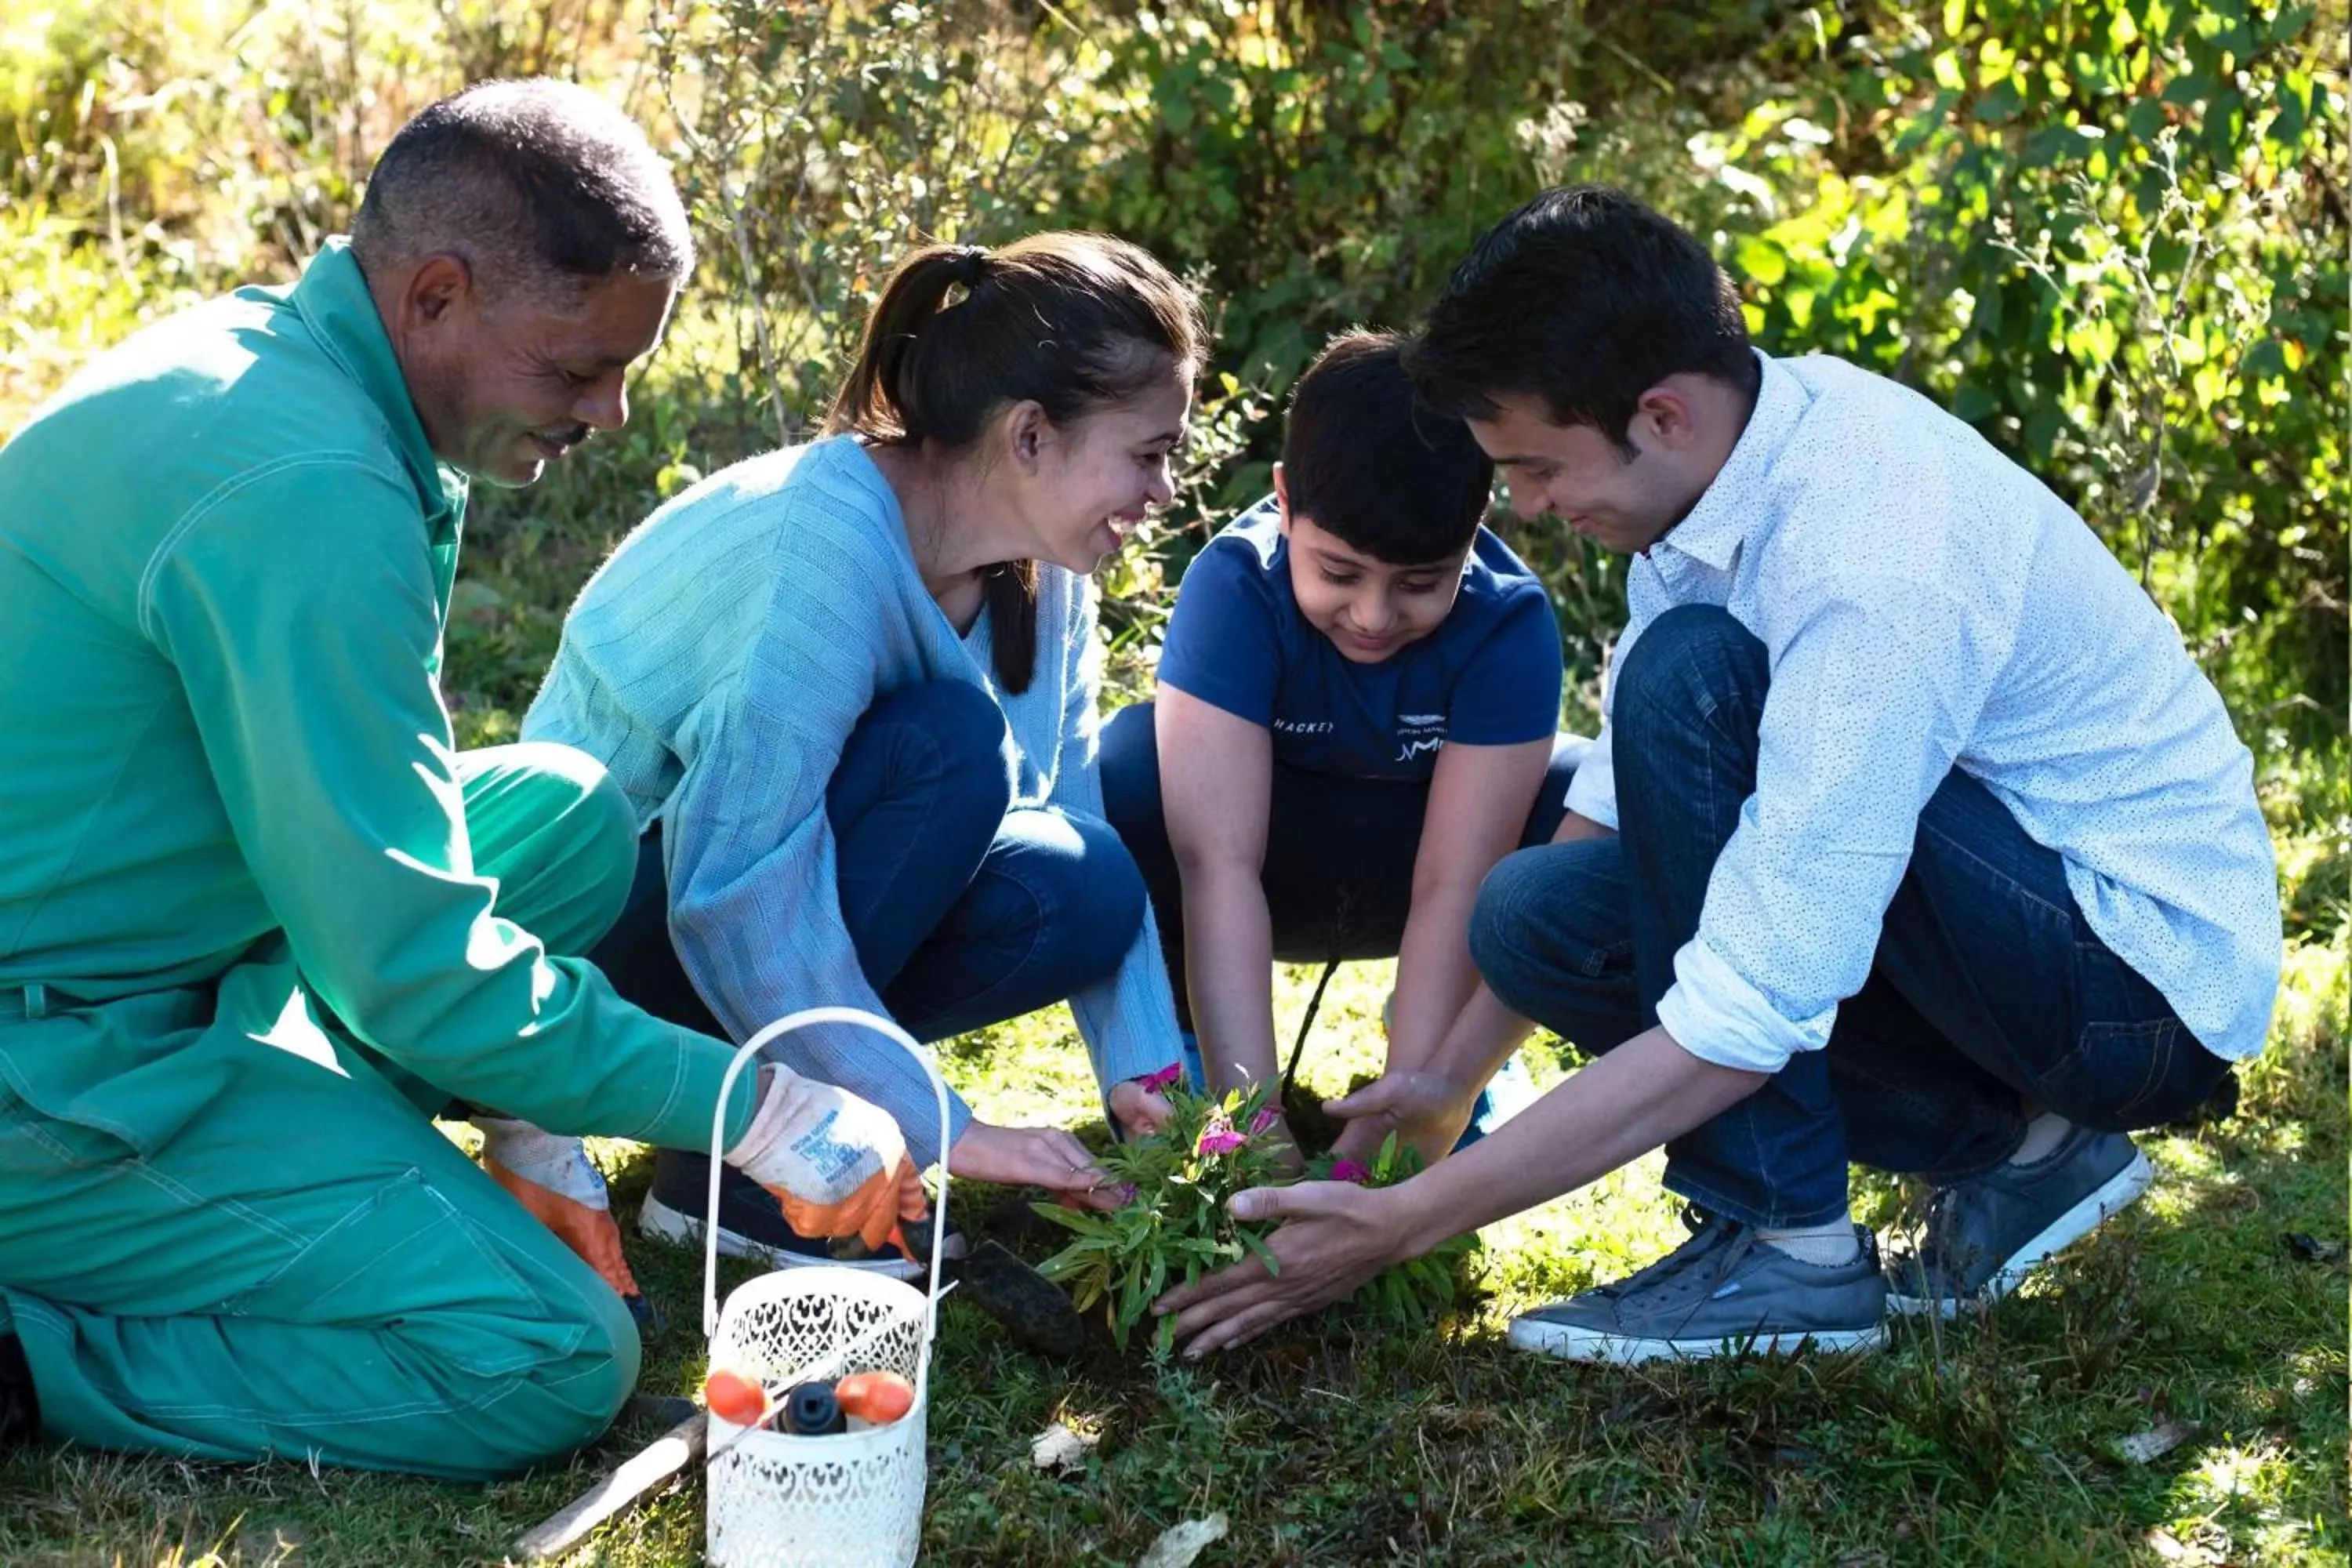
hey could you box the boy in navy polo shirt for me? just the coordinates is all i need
[1101,330,1580,1163]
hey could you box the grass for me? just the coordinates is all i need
[0,955,2343,1568]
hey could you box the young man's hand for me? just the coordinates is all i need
[1327,1069,1479,1166]
[949,1120,1120,1210]
[1153,1179,1406,1355]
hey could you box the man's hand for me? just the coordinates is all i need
[726,1065,930,1252]
[1108,1076,1175,1141]
[949,1120,1120,1210]
[1152,1180,1405,1356]
[1327,1070,1479,1167]
[474,1117,644,1304]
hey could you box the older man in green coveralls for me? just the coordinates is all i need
[0,80,927,1479]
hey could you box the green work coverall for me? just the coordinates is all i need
[0,240,757,1479]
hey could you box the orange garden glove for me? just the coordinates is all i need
[474,1116,649,1318]
[724,1065,931,1255]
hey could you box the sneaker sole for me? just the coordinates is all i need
[1886,1148,2154,1318]
[1504,1317,1887,1364]
[637,1193,957,1281]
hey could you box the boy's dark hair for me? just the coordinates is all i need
[1405,186,1759,456]
[351,79,694,307]
[827,231,1204,693]
[1282,329,1494,567]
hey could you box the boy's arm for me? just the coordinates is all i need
[1333,794,1612,1162]
[1381,735,1553,1076]
[1156,684,1280,1094]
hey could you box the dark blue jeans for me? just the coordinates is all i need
[1098,699,1578,1030]
[1468,606,2230,1229]
[590,681,1146,1062]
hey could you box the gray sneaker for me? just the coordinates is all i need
[1885,1125,2152,1316]
[1507,1212,1888,1364]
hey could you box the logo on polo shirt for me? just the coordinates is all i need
[1395,713,1447,763]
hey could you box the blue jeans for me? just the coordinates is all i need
[1098,700,1577,1025]
[1099,701,1576,1144]
[1468,606,2230,1229]
[590,681,1146,1062]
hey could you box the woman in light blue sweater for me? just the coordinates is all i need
[525,233,1197,1269]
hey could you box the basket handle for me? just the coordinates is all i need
[702,1006,953,1341]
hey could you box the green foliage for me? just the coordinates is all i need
[1033,1080,1298,1356]
[1033,1079,1475,1356]
[1711,0,2347,754]
[1304,1134,1481,1330]
[5,0,2340,776]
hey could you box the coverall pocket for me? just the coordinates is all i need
[222,1166,591,1381]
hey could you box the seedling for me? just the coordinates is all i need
[1032,1080,1476,1356]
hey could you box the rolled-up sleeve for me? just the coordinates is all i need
[1561,717,1618,826]
[1656,577,2003,1074]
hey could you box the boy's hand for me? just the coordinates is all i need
[1327,1070,1478,1166]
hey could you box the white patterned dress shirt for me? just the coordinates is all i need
[1564,352,2281,1076]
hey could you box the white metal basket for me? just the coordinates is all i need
[701,1007,950,1568]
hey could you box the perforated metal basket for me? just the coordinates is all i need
[700,1007,949,1568]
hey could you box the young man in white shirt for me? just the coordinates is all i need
[1150,184,2279,1364]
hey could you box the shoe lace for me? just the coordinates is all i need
[1589,1207,1753,1305]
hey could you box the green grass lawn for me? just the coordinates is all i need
[0,956,2343,1568]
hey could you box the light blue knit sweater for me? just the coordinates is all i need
[524,435,1184,1160]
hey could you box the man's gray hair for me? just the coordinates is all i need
[351,78,694,307]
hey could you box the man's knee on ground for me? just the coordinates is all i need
[454,1282,641,1478]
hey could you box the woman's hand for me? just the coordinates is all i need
[948,1120,1120,1210]
[1107,1076,1175,1141]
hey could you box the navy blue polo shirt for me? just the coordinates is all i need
[1156,499,1563,779]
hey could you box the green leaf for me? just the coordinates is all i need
[1238,1229,1280,1275]
[1951,382,2000,424]
[1973,78,2022,124]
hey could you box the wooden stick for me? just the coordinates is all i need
[514,1404,708,1563]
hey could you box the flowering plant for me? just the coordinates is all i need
[1305,1132,1479,1329]
[1033,1073,1476,1356]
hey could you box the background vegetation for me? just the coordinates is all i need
[0,1,2343,1564]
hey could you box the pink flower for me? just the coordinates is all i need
[1196,1127,1247,1156]
[1330,1157,1371,1185]
[1138,1063,1183,1094]
[1248,1107,1279,1136]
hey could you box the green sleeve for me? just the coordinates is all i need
[140,457,753,1149]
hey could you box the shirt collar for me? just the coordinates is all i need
[289,238,464,521]
[1652,349,1804,572]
